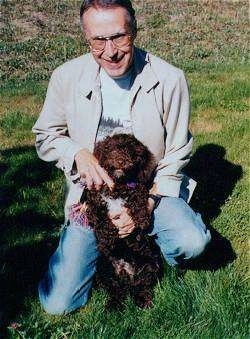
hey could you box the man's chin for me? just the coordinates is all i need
[103,66,127,78]
[101,58,131,78]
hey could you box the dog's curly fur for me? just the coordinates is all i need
[82,134,163,309]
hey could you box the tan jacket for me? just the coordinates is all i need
[32,47,196,218]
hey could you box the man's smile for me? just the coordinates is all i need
[102,56,124,63]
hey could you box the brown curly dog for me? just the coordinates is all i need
[81,134,163,310]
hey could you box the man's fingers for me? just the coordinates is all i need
[80,164,104,190]
[85,172,93,190]
[110,217,120,228]
[96,164,114,189]
[111,215,133,228]
[110,210,135,238]
[108,211,121,220]
[89,166,104,190]
[118,225,136,238]
[119,233,132,239]
[75,148,114,190]
[112,217,134,232]
[120,211,133,225]
[80,164,113,191]
[118,223,134,233]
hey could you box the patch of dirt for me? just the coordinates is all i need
[190,109,222,134]
[0,95,42,117]
[11,19,40,40]
[190,118,222,134]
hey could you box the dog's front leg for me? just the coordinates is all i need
[130,285,153,309]
[105,280,127,311]
[84,189,119,256]
[95,219,119,257]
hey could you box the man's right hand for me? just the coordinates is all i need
[74,148,114,190]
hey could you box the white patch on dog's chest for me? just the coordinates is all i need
[101,195,125,216]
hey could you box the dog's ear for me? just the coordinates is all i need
[94,136,112,164]
[142,153,157,183]
[134,144,157,183]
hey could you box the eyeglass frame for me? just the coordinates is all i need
[87,32,133,52]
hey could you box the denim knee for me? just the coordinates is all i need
[158,219,211,265]
[152,198,211,265]
[39,282,89,315]
[176,218,211,260]
[38,225,98,315]
[41,298,67,315]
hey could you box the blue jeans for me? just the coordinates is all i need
[38,197,211,314]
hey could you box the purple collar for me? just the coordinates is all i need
[126,181,137,189]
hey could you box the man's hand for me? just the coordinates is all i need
[75,148,114,190]
[147,197,155,214]
[110,199,157,238]
[109,207,135,238]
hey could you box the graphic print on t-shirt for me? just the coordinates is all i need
[96,114,132,143]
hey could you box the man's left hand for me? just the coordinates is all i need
[147,197,155,214]
[110,198,156,238]
[110,207,135,238]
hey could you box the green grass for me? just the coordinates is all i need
[1,65,249,339]
[1,1,249,338]
[1,0,249,83]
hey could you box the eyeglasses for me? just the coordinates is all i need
[88,33,132,52]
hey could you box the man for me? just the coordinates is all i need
[33,0,211,315]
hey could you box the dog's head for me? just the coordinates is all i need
[94,134,156,184]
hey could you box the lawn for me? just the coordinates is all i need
[0,1,249,338]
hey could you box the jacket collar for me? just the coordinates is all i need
[78,53,101,98]
[78,47,159,99]
[133,47,159,93]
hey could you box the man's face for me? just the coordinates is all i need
[83,7,135,78]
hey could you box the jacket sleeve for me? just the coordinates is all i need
[32,68,82,179]
[150,71,194,198]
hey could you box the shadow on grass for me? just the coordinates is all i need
[0,146,62,335]
[0,146,62,235]
[0,143,243,334]
[0,239,58,337]
[184,143,243,271]
[0,146,59,217]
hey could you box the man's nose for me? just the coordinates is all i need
[104,39,118,58]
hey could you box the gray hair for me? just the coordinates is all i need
[80,0,137,36]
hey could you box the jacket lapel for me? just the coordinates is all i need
[76,54,102,151]
[130,48,159,109]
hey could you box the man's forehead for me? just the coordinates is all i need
[83,6,130,37]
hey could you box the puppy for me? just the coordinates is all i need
[80,134,163,309]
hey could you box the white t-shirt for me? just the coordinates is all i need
[96,67,135,142]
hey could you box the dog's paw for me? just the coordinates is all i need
[105,298,123,311]
[134,293,153,309]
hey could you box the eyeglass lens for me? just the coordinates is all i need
[90,34,131,51]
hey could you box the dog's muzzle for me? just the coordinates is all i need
[113,169,124,178]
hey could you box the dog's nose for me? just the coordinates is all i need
[116,158,124,166]
[114,169,124,178]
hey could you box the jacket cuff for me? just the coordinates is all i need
[56,141,83,175]
[150,175,197,203]
[150,177,182,198]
